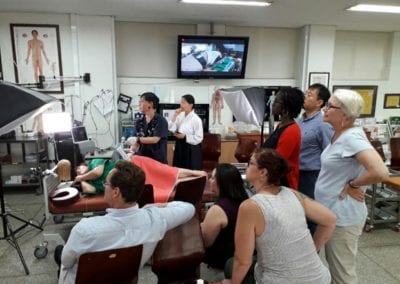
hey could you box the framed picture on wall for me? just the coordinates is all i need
[308,72,330,88]
[384,93,400,109]
[332,85,378,118]
[10,23,64,94]
[0,48,3,80]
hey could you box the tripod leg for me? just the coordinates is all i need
[8,213,44,231]
[6,216,30,275]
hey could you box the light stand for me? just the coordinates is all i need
[0,81,58,274]
[0,164,46,275]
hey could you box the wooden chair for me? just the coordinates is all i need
[137,184,154,208]
[168,175,207,220]
[170,176,206,206]
[370,139,386,162]
[201,133,221,173]
[75,245,143,284]
[152,176,207,283]
[151,217,205,283]
[234,138,258,163]
[390,137,400,170]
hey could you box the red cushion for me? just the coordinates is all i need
[49,193,108,214]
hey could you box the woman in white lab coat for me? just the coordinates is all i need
[168,94,204,170]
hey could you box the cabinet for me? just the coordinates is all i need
[0,135,49,193]
[167,139,239,166]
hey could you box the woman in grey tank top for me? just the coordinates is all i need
[224,148,336,284]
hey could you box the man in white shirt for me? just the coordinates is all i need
[57,160,195,284]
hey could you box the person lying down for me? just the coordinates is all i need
[55,156,207,202]
[56,158,115,195]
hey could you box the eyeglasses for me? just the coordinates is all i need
[325,102,341,110]
[103,182,113,188]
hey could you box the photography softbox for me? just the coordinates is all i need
[0,81,57,135]
[220,87,267,127]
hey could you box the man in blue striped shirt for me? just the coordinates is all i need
[299,84,333,198]
[298,84,333,235]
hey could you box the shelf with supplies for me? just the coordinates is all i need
[365,174,400,232]
[0,134,49,193]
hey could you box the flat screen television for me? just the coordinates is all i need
[178,35,249,79]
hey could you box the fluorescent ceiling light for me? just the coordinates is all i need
[347,4,400,14]
[180,0,271,7]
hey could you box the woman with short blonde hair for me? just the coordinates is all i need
[315,89,389,284]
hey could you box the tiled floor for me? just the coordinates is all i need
[1,187,399,284]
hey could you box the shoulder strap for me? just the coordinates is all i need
[290,189,307,212]
[263,122,295,149]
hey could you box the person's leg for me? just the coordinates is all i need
[217,105,222,124]
[177,168,207,179]
[324,221,365,284]
[298,170,319,199]
[32,59,39,82]
[38,59,44,77]
[298,170,319,235]
[81,181,96,194]
[212,106,216,125]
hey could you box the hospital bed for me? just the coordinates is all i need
[34,166,109,258]
[35,165,155,259]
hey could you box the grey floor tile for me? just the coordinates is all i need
[0,274,58,284]
[357,250,400,284]
[359,228,400,248]
[360,245,400,281]
[2,190,400,283]
[139,266,158,283]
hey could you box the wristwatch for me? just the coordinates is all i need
[348,179,360,189]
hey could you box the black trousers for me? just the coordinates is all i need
[298,170,320,236]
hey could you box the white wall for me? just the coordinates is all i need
[0,12,118,149]
[115,22,196,78]
[0,12,74,91]
[332,30,400,120]
[115,22,298,133]
[72,15,117,147]
[333,31,391,80]
[225,26,299,79]
[116,22,400,124]
[2,15,399,143]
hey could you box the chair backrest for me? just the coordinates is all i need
[202,133,221,173]
[390,137,400,170]
[370,139,386,161]
[75,245,143,284]
[234,138,258,163]
[151,216,205,283]
[137,184,154,208]
[173,176,207,206]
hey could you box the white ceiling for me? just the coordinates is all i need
[1,0,400,31]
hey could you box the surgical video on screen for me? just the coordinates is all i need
[180,43,245,73]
